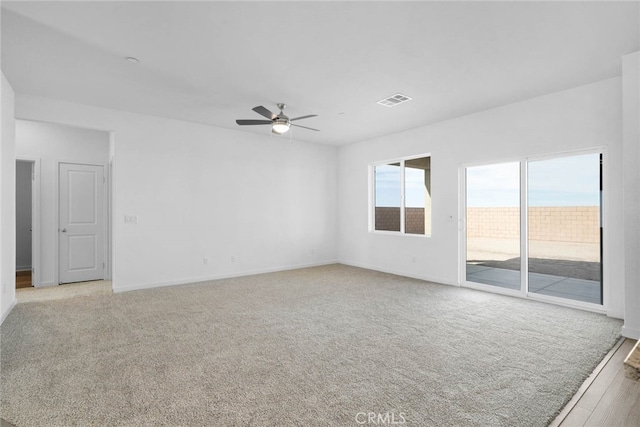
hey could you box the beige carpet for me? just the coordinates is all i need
[0,264,622,426]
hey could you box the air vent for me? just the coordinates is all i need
[377,93,412,107]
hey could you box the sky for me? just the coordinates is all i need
[374,164,426,208]
[466,153,600,207]
[375,153,600,208]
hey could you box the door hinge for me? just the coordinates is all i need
[103,177,106,184]
[102,262,105,269]
[32,173,35,181]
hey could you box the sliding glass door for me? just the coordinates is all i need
[466,162,521,290]
[465,152,603,306]
[527,154,602,304]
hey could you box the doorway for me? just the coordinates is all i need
[464,151,603,307]
[15,159,39,288]
[15,119,112,288]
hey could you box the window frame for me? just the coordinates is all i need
[369,153,431,237]
[460,147,607,312]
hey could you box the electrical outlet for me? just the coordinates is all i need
[203,258,209,265]
[230,256,236,263]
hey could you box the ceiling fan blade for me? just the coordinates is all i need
[236,119,273,126]
[291,123,320,132]
[252,106,276,120]
[290,114,318,121]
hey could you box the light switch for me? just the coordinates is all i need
[124,215,138,223]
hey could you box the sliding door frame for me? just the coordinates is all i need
[460,147,607,314]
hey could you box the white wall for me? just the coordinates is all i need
[15,95,339,292]
[12,76,632,333]
[15,160,32,270]
[1,72,17,324]
[15,120,110,287]
[338,78,626,321]
[622,51,640,339]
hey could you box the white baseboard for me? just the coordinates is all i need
[337,260,457,287]
[1,298,17,325]
[35,281,57,288]
[622,325,640,340]
[16,266,32,272]
[113,260,338,294]
[607,311,625,320]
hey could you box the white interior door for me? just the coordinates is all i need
[59,163,105,284]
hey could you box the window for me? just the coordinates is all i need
[372,155,431,235]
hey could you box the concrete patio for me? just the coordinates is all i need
[466,263,601,304]
[466,237,602,305]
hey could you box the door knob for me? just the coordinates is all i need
[61,228,67,233]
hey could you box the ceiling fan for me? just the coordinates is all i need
[236,103,319,135]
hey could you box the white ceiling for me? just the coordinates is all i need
[1,1,638,146]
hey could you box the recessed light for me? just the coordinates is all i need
[125,57,139,64]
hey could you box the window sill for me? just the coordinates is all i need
[369,230,431,238]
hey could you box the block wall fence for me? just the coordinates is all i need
[466,206,600,243]
[374,206,599,243]
[374,207,426,234]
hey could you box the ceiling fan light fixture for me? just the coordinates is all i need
[272,119,290,134]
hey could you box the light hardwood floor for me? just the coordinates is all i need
[15,270,31,288]
[555,338,640,427]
